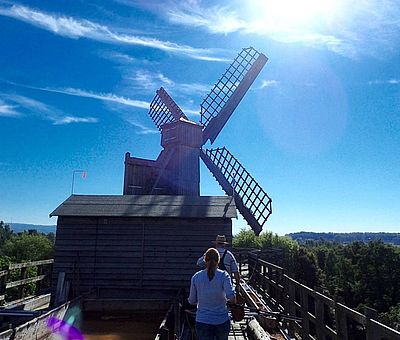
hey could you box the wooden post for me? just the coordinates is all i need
[315,299,325,339]
[54,272,66,306]
[300,288,311,340]
[18,267,28,300]
[286,279,296,337]
[174,300,180,339]
[365,307,378,340]
[335,303,349,340]
[160,326,169,340]
[0,268,7,329]
[0,269,7,306]
[35,264,43,295]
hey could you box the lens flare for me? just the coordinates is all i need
[246,0,341,32]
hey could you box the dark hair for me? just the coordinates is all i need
[205,248,220,281]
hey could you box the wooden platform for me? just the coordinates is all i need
[229,320,249,339]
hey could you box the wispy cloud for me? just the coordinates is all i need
[167,2,246,35]
[6,75,206,121]
[259,80,280,89]
[52,116,98,125]
[122,69,209,116]
[1,94,98,125]
[0,99,20,117]
[126,69,210,96]
[37,87,151,109]
[4,81,161,132]
[124,118,159,135]
[368,79,400,85]
[163,0,400,58]
[0,4,229,62]
[5,81,151,109]
[128,70,175,91]
[98,51,153,65]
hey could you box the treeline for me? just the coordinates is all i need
[233,229,400,331]
[288,231,400,245]
[0,221,54,265]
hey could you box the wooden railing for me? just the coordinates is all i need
[246,252,400,340]
[0,259,53,306]
[154,289,184,340]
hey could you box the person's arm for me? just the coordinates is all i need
[188,276,198,305]
[223,271,236,304]
[233,271,240,292]
[228,251,241,290]
[196,254,206,267]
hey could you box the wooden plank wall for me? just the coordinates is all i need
[123,154,158,195]
[53,216,232,299]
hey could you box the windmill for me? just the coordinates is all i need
[123,47,272,235]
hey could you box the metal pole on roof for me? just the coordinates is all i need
[71,169,86,195]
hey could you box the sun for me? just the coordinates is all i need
[246,0,340,32]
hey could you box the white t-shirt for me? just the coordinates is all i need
[196,247,239,275]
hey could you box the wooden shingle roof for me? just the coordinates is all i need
[50,195,237,218]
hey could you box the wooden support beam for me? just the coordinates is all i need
[6,275,46,289]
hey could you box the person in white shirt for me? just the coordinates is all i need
[189,248,236,339]
[197,235,240,291]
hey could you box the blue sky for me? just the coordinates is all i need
[0,0,399,235]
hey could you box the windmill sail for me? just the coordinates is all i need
[200,147,272,235]
[148,87,187,130]
[201,47,268,144]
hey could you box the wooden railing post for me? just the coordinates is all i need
[315,299,325,339]
[18,267,28,299]
[300,288,310,340]
[35,264,43,295]
[335,303,349,340]
[174,300,180,339]
[0,269,7,306]
[365,307,378,340]
[286,277,296,337]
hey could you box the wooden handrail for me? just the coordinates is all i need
[245,252,400,340]
[8,259,53,270]
[6,275,47,289]
[0,259,54,306]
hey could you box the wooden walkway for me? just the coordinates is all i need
[229,320,249,340]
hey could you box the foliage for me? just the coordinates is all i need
[288,231,400,245]
[233,229,400,331]
[233,229,319,287]
[2,232,53,262]
[0,220,14,249]
[379,303,400,331]
[0,221,55,302]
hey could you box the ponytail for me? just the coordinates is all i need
[205,248,220,281]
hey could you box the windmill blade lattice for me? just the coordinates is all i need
[201,147,272,235]
[201,47,268,144]
[148,87,187,130]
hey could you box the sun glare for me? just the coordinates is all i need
[247,0,340,32]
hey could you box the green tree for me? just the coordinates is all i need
[0,221,13,248]
[2,232,53,262]
[233,228,258,248]
[379,303,400,331]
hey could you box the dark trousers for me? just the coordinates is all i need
[195,319,230,340]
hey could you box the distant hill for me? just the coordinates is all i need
[7,223,56,234]
[287,231,400,245]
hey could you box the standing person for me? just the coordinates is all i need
[189,248,236,340]
[197,235,241,291]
